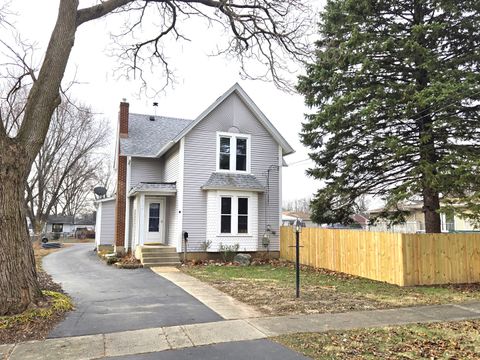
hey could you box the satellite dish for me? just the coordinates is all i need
[94,187,107,199]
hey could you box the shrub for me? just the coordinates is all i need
[219,242,240,262]
[200,240,213,251]
[106,256,119,265]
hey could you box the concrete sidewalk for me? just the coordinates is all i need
[3,301,480,360]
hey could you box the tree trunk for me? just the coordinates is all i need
[413,1,441,233]
[0,0,79,315]
[423,187,441,233]
[0,142,42,315]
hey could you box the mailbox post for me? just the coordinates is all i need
[183,231,189,263]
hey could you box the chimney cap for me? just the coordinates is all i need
[153,102,159,107]
[122,98,127,102]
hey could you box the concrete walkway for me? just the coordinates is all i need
[3,301,480,360]
[151,267,262,319]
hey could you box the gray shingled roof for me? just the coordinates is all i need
[47,215,74,224]
[202,173,265,192]
[129,182,177,195]
[120,113,192,157]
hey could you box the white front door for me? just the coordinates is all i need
[144,198,165,244]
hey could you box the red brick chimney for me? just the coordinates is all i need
[114,100,129,253]
[119,100,129,138]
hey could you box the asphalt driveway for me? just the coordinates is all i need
[43,244,222,338]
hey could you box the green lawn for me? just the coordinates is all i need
[182,262,480,315]
[274,320,480,359]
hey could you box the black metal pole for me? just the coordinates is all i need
[295,229,300,298]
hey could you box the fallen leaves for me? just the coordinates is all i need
[275,321,480,360]
[182,261,480,317]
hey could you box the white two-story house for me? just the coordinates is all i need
[95,83,294,265]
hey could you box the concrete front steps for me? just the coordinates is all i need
[135,244,181,267]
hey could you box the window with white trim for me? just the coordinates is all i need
[238,197,248,233]
[219,137,231,170]
[217,133,250,172]
[220,197,232,233]
[219,196,249,235]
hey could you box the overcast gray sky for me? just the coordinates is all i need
[9,0,326,202]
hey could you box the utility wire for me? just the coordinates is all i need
[287,158,312,166]
[286,88,480,168]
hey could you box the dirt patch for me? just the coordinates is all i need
[182,261,480,316]
[0,243,73,345]
[275,320,480,359]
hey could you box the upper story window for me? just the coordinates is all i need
[217,132,250,172]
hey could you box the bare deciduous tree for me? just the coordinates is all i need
[283,197,311,213]
[24,102,109,233]
[0,0,311,315]
[57,159,99,218]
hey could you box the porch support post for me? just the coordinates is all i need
[139,194,146,246]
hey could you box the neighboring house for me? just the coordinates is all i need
[95,83,294,258]
[45,214,97,235]
[282,211,320,228]
[45,215,74,235]
[282,211,368,229]
[369,200,478,233]
[351,213,369,229]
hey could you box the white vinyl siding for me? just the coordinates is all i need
[163,144,180,182]
[130,157,163,189]
[183,92,280,251]
[96,199,115,245]
[206,190,258,252]
[163,143,180,247]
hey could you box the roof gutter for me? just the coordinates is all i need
[154,140,176,158]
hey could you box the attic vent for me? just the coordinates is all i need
[149,116,155,121]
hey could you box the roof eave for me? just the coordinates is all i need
[201,186,265,193]
[94,197,116,204]
[129,189,177,197]
[154,140,176,158]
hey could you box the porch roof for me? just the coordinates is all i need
[129,182,177,196]
[201,172,265,192]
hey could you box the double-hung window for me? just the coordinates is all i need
[236,138,247,171]
[238,197,248,233]
[220,197,232,233]
[220,196,249,235]
[217,133,250,172]
[219,137,231,170]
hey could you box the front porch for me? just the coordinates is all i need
[134,244,181,267]
[128,182,179,253]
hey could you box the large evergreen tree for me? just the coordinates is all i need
[298,0,480,233]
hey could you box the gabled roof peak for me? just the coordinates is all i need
[154,83,294,157]
[120,83,295,158]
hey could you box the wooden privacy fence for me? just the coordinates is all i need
[280,226,480,286]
